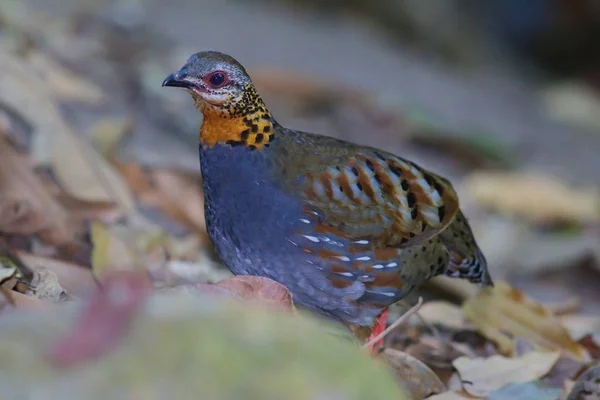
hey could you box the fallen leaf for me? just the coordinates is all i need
[453,351,560,397]
[17,252,95,297]
[487,382,562,400]
[578,335,600,359]
[566,364,600,400]
[13,290,50,307]
[29,266,70,302]
[115,162,208,240]
[462,282,590,360]
[0,49,135,214]
[88,117,133,158]
[90,220,167,278]
[560,314,600,341]
[25,50,105,105]
[462,172,600,224]
[418,301,465,329]
[151,169,206,235]
[382,348,446,399]
[215,276,295,313]
[0,139,74,245]
[91,221,137,276]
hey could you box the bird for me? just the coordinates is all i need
[162,51,493,349]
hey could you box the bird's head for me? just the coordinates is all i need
[163,51,275,148]
[162,51,253,111]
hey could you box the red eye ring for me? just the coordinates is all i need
[206,71,227,88]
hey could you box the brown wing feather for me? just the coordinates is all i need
[300,149,459,248]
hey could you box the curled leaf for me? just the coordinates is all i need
[462,282,590,361]
[453,351,560,397]
[382,348,446,399]
[215,276,295,313]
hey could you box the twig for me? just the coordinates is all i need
[363,296,424,349]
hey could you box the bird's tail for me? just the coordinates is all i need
[446,248,493,287]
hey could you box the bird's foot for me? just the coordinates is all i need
[364,308,389,355]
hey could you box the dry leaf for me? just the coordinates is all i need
[151,169,206,234]
[12,291,49,308]
[17,252,95,297]
[462,172,600,224]
[215,276,295,313]
[29,266,70,302]
[462,282,590,361]
[453,351,560,397]
[560,314,600,341]
[382,348,446,399]
[91,221,137,276]
[25,50,105,105]
[90,221,167,277]
[88,117,133,158]
[115,162,207,240]
[0,140,74,245]
[0,49,135,214]
[418,301,465,329]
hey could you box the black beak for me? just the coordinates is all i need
[162,72,191,88]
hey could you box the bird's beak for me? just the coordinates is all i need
[162,71,191,88]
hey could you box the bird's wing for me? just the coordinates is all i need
[297,149,459,249]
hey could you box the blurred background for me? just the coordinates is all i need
[0,0,599,398]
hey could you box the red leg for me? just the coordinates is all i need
[365,308,389,353]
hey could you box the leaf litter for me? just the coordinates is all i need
[0,3,598,399]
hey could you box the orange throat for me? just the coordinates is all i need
[198,86,275,150]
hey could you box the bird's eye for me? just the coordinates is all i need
[208,72,226,87]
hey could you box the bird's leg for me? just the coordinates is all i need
[365,308,389,353]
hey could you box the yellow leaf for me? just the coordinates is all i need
[90,222,137,277]
[453,352,560,397]
[462,172,600,224]
[462,282,589,361]
[418,301,465,329]
[90,220,169,279]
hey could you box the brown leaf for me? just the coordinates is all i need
[382,348,446,399]
[5,291,49,310]
[462,172,600,224]
[462,282,590,361]
[25,50,105,105]
[578,335,600,359]
[0,139,74,245]
[215,276,295,313]
[150,169,206,235]
[17,252,95,297]
[115,162,208,240]
[453,351,561,397]
[0,49,135,215]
